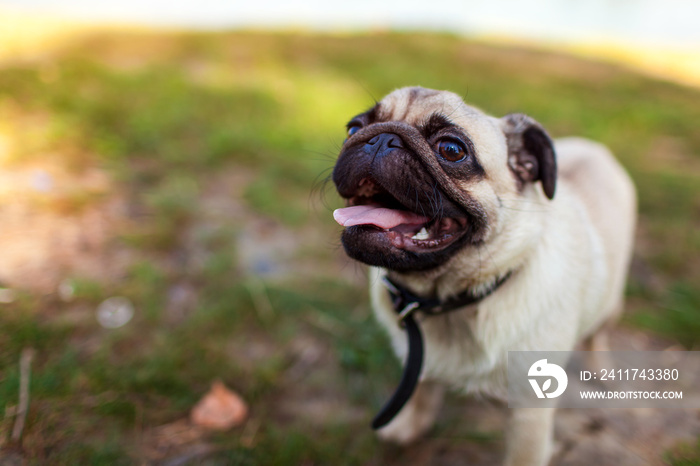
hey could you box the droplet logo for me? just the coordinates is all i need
[528,359,568,399]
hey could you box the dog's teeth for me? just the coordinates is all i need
[412,227,430,240]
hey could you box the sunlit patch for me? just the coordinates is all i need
[0,8,140,62]
[481,35,700,89]
[0,131,11,164]
[568,43,700,89]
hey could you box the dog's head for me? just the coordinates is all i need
[332,86,556,273]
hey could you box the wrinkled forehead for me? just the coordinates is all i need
[377,87,483,127]
[357,87,505,159]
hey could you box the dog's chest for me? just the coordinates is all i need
[370,281,508,396]
[419,316,507,395]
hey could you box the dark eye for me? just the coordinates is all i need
[347,124,361,136]
[437,139,467,162]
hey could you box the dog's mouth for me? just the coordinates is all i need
[333,177,468,253]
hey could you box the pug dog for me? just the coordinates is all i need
[331,87,636,465]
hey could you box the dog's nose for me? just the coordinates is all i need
[363,133,404,157]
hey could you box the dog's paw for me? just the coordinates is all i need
[375,400,435,445]
[375,381,445,445]
[376,418,427,445]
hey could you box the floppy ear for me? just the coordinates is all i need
[501,113,557,199]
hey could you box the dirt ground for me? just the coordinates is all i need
[113,328,700,466]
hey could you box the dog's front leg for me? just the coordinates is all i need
[505,407,556,466]
[376,380,445,445]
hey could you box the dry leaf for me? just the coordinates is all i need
[190,380,248,430]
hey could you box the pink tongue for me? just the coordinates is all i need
[333,205,429,229]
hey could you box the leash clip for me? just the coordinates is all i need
[383,276,420,326]
[396,302,420,326]
[381,276,399,295]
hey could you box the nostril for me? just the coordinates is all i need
[363,133,404,156]
[386,134,403,149]
[367,134,403,146]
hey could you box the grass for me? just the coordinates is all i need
[0,29,698,463]
[668,437,700,466]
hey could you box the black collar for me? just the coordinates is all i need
[371,272,512,430]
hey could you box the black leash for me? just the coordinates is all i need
[371,272,512,430]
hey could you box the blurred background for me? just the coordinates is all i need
[0,1,698,464]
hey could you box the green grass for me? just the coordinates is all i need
[627,282,700,348]
[0,29,699,463]
[668,437,700,466]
